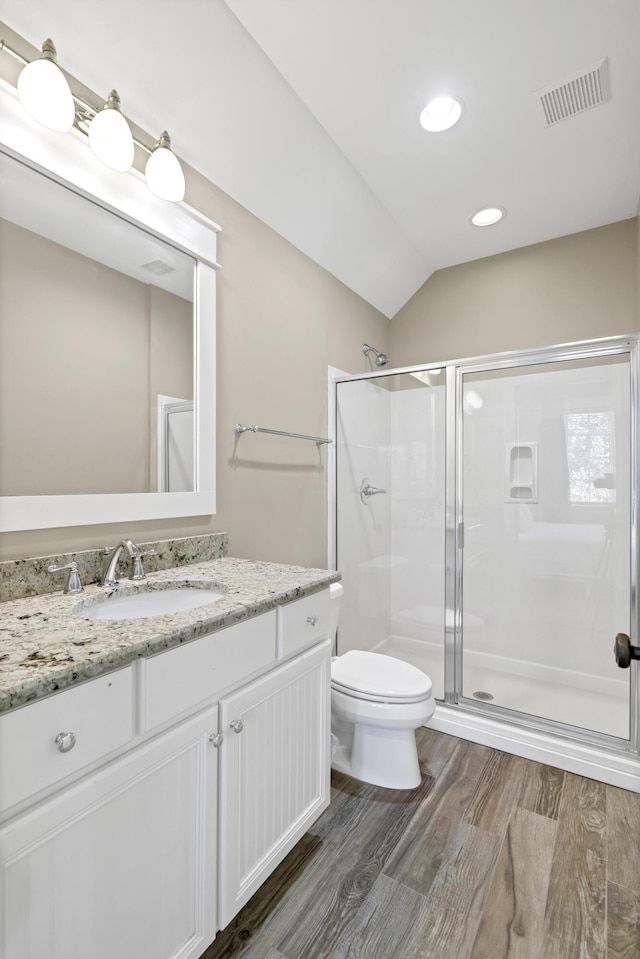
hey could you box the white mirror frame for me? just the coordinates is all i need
[0,80,218,531]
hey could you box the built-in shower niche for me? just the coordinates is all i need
[505,442,538,503]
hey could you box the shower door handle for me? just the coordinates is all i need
[613,633,640,668]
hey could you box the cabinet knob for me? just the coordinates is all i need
[55,732,77,753]
[307,615,317,626]
[209,733,224,748]
[229,719,244,734]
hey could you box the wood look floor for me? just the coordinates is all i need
[201,729,640,959]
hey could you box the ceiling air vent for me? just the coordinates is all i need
[537,57,610,126]
[141,259,176,275]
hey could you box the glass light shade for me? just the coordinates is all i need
[89,93,134,172]
[419,96,463,132]
[17,48,75,133]
[471,207,505,226]
[145,132,185,202]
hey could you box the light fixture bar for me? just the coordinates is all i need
[0,38,29,66]
[0,36,185,199]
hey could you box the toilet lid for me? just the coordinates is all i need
[331,650,432,704]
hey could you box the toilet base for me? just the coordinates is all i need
[331,722,422,790]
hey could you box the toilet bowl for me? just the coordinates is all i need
[327,585,435,790]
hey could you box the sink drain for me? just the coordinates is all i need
[473,691,494,701]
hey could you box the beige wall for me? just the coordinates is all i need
[637,213,640,316]
[390,219,639,366]
[188,167,389,568]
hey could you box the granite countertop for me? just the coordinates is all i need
[0,557,340,714]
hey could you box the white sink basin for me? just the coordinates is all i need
[77,587,225,621]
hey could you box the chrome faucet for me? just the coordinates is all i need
[100,539,156,586]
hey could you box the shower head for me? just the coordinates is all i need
[362,343,389,367]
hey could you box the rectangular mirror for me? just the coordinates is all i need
[1,154,196,496]
[0,81,218,530]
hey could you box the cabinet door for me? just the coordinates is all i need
[0,708,219,959]
[218,639,331,929]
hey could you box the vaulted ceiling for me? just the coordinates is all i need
[2,0,639,317]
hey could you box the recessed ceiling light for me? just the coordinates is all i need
[471,207,505,227]
[419,96,463,132]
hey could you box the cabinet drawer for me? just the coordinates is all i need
[143,611,276,730]
[0,667,133,813]
[277,589,331,659]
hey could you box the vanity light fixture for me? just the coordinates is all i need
[88,89,134,172]
[419,96,463,132]
[470,206,505,226]
[1,36,186,202]
[16,38,75,133]
[145,131,186,202]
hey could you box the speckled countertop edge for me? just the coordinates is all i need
[0,557,340,714]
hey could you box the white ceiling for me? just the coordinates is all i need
[1,0,639,317]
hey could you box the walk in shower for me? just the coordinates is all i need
[332,335,640,789]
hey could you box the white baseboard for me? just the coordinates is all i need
[429,703,640,793]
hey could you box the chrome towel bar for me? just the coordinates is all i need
[234,423,332,446]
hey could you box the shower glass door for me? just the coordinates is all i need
[335,369,446,699]
[459,350,633,740]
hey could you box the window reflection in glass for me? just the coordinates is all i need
[565,411,616,504]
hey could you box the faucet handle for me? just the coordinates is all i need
[48,561,83,594]
[130,548,156,581]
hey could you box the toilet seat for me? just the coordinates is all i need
[331,650,432,704]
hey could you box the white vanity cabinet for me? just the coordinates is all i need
[218,639,331,928]
[0,587,334,959]
[0,704,219,959]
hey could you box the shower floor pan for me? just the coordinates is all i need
[374,634,629,741]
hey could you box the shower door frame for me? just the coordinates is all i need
[331,333,639,765]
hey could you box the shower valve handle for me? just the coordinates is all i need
[360,478,387,503]
[613,633,640,669]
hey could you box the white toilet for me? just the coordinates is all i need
[328,584,436,790]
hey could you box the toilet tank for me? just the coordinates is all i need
[328,582,344,640]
